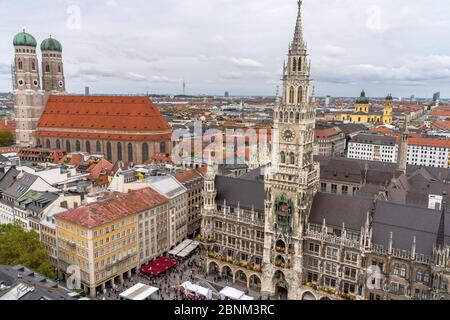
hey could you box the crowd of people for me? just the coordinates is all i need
[95,248,260,300]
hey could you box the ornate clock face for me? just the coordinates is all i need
[283,128,295,142]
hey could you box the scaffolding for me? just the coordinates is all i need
[11,63,16,91]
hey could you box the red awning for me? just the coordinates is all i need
[140,257,177,277]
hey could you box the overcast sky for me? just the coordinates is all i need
[0,0,449,98]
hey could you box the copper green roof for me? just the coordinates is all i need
[41,36,62,52]
[356,90,369,104]
[13,30,37,47]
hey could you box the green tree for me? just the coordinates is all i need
[0,131,14,147]
[0,224,55,279]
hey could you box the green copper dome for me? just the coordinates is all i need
[356,90,369,104]
[13,30,37,47]
[41,36,62,52]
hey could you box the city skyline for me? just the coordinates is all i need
[0,0,450,97]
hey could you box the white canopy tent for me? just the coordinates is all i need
[168,239,200,259]
[180,281,213,300]
[219,286,247,300]
[168,239,193,257]
[119,283,159,301]
[176,241,199,259]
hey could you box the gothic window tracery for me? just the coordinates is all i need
[289,87,295,104]
[298,86,303,104]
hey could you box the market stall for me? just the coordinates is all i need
[140,257,177,277]
[180,281,212,300]
[119,283,159,301]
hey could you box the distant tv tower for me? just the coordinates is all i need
[182,80,186,96]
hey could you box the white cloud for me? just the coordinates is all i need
[218,71,243,80]
[224,57,264,69]
[0,0,450,97]
[124,72,146,81]
[323,45,346,57]
[150,75,176,83]
[106,0,119,7]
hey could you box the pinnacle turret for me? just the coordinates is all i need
[291,0,305,52]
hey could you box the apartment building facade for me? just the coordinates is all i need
[55,190,167,298]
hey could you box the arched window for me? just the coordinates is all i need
[96,141,101,153]
[86,141,91,154]
[58,64,61,73]
[289,86,295,104]
[290,153,295,165]
[292,58,297,72]
[46,139,51,149]
[32,61,36,71]
[56,139,61,149]
[160,141,166,153]
[75,141,81,152]
[106,143,112,161]
[290,112,294,122]
[128,143,133,162]
[298,58,302,71]
[66,141,71,153]
[117,142,123,161]
[36,139,41,147]
[279,112,283,122]
[298,87,303,104]
[45,64,50,73]
[296,112,300,123]
[280,152,286,164]
[18,60,23,70]
[142,143,149,163]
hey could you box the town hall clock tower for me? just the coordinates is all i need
[261,0,320,300]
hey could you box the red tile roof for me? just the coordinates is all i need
[430,106,450,118]
[174,169,203,184]
[68,154,84,166]
[36,96,172,141]
[370,127,398,136]
[17,148,67,164]
[88,159,114,180]
[146,153,173,165]
[0,147,20,153]
[407,137,450,148]
[56,187,168,229]
[315,128,340,139]
[432,120,450,130]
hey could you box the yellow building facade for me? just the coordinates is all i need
[341,91,393,125]
[56,209,139,297]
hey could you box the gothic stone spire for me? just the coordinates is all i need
[291,0,305,52]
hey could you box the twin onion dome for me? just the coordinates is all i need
[13,30,62,52]
[40,36,63,52]
[13,30,37,47]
